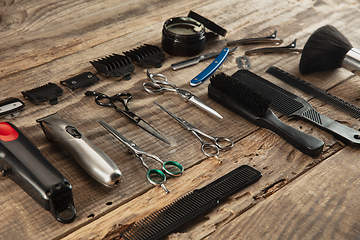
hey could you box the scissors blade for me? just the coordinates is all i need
[136,119,171,145]
[154,102,194,130]
[99,121,143,153]
[188,95,223,119]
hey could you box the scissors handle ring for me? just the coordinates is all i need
[147,169,166,186]
[215,137,234,150]
[94,94,115,108]
[201,143,220,157]
[162,161,184,176]
[143,81,164,94]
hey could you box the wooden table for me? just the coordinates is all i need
[2,0,360,239]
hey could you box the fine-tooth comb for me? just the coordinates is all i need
[123,44,166,68]
[90,54,135,80]
[233,70,360,146]
[227,30,283,46]
[245,39,302,56]
[266,66,360,119]
[119,165,261,240]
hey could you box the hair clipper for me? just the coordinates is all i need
[36,113,122,187]
[0,122,76,223]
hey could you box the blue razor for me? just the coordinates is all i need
[190,47,230,87]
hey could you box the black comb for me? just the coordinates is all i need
[120,165,261,240]
[208,73,324,157]
[123,44,165,68]
[90,54,135,80]
[266,66,360,119]
[233,70,360,146]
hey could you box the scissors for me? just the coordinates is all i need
[143,70,223,119]
[154,102,234,157]
[85,91,170,145]
[100,121,183,193]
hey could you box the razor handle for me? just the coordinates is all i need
[0,122,76,223]
[37,113,122,187]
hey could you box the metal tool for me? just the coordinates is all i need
[86,91,170,145]
[171,47,237,70]
[189,47,230,87]
[0,98,25,119]
[37,113,122,187]
[227,30,283,46]
[245,39,302,56]
[154,102,233,157]
[100,121,183,194]
[144,70,223,119]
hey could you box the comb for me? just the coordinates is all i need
[266,66,360,119]
[90,54,135,80]
[233,70,360,146]
[123,44,166,68]
[120,165,261,240]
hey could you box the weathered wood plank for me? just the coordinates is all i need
[1,0,360,239]
[205,146,360,240]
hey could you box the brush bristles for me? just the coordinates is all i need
[210,73,271,116]
[299,25,353,74]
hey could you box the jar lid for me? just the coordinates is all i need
[187,11,227,37]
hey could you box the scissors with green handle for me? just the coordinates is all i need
[154,102,234,157]
[100,121,183,193]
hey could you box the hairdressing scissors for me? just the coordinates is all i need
[100,121,183,193]
[154,102,234,157]
[85,91,170,145]
[143,70,223,119]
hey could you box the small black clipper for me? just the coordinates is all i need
[21,82,63,105]
[124,44,166,68]
[60,72,99,91]
[0,122,76,223]
[90,54,135,80]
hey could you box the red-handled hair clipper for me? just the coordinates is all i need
[0,122,76,223]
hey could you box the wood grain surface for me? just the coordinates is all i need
[1,0,360,239]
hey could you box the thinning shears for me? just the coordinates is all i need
[86,91,170,145]
[100,121,183,193]
[154,102,234,157]
[143,70,223,119]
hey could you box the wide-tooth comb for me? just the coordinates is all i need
[120,165,261,240]
[124,44,166,68]
[233,70,360,146]
[90,54,135,80]
[208,73,324,157]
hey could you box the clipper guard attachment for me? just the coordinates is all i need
[90,54,135,80]
[124,44,166,68]
[21,83,63,105]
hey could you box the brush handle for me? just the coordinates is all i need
[259,109,324,156]
[290,109,360,146]
[343,48,360,75]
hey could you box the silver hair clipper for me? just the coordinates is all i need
[37,113,122,187]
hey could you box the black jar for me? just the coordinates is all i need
[162,17,206,56]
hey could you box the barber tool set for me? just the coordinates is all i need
[1,7,359,236]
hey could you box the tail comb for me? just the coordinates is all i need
[90,54,135,80]
[120,165,261,240]
[124,44,165,68]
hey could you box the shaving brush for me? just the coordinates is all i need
[299,25,360,75]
